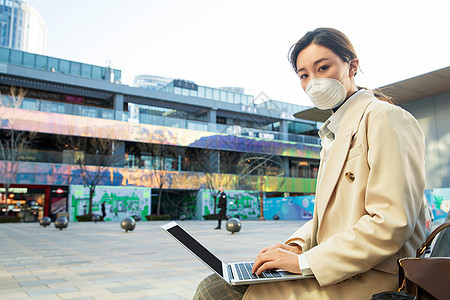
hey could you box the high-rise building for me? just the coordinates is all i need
[133,74,174,90]
[0,0,47,54]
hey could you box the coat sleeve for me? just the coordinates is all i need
[304,104,426,286]
[285,219,314,252]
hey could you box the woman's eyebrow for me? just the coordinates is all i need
[296,58,331,74]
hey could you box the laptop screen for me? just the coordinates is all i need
[167,224,223,277]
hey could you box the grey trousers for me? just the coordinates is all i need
[193,274,249,300]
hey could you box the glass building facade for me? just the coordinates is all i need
[133,74,173,90]
[160,79,254,106]
[0,47,323,221]
[0,46,122,82]
[0,0,46,54]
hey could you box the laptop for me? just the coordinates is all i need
[161,221,314,285]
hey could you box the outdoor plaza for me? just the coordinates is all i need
[0,219,310,300]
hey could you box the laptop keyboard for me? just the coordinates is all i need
[235,262,283,280]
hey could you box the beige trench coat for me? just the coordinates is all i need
[244,91,427,300]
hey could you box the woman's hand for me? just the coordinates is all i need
[251,243,302,275]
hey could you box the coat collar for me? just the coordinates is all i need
[315,90,375,222]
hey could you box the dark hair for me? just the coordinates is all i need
[288,28,393,103]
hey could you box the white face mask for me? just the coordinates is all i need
[304,64,349,110]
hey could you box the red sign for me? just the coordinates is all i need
[65,95,83,103]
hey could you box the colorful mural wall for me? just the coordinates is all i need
[69,185,151,222]
[199,189,261,220]
[425,188,450,220]
[264,195,315,220]
[198,189,315,221]
[0,107,320,159]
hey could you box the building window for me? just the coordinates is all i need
[216,116,226,124]
[289,160,319,178]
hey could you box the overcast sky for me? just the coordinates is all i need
[25,0,449,106]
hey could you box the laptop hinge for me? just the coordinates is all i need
[228,265,234,281]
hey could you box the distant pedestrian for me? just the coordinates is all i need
[101,202,106,220]
[215,187,227,230]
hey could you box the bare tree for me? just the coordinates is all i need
[185,148,237,215]
[0,87,35,214]
[135,131,182,216]
[149,142,170,216]
[236,153,285,220]
[57,132,117,216]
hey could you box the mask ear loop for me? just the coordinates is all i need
[338,62,351,84]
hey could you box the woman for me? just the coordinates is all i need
[194,27,427,300]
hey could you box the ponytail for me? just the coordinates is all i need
[357,86,396,104]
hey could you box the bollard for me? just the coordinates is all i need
[132,214,142,222]
[226,218,242,234]
[39,217,51,227]
[120,217,136,233]
[55,216,68,230]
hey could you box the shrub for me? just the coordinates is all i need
[145,214,170,221]
[75,215,104,222]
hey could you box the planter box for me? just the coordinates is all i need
[75,215,104,222]
[145,214,170,221]
[203,214,218,220]
[0,216,22,223]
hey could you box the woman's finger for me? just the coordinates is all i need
[255,261,277,275]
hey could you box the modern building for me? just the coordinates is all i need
[0,0,47,54]
[133,74,173,90]
[0,47,321,221]
[2,43,447,222]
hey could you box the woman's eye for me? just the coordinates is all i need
[299,73,308,79]
[318,65,329,72]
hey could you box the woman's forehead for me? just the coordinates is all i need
[296,44,339,66]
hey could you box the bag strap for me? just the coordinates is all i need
[398,221,450,293]
[416,221,450,257]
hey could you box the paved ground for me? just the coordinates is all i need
[1,219,445,300]
[0,219,309,300]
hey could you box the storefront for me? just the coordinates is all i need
[0,185,69,222]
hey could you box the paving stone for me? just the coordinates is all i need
[143,294,186,300]
[57,289,111,299]
[106,284,156,293]
[0,291,29,300]
[26,286,79,297]
[19,277,65,287]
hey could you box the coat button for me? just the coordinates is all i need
[345,172,355,182]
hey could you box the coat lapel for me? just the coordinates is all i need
[315,91,375,224]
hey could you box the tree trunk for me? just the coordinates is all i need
[88,187,95,215]
[157,188,162,215]
[259,176,265,220]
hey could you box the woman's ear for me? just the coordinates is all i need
[349,58,359,77]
